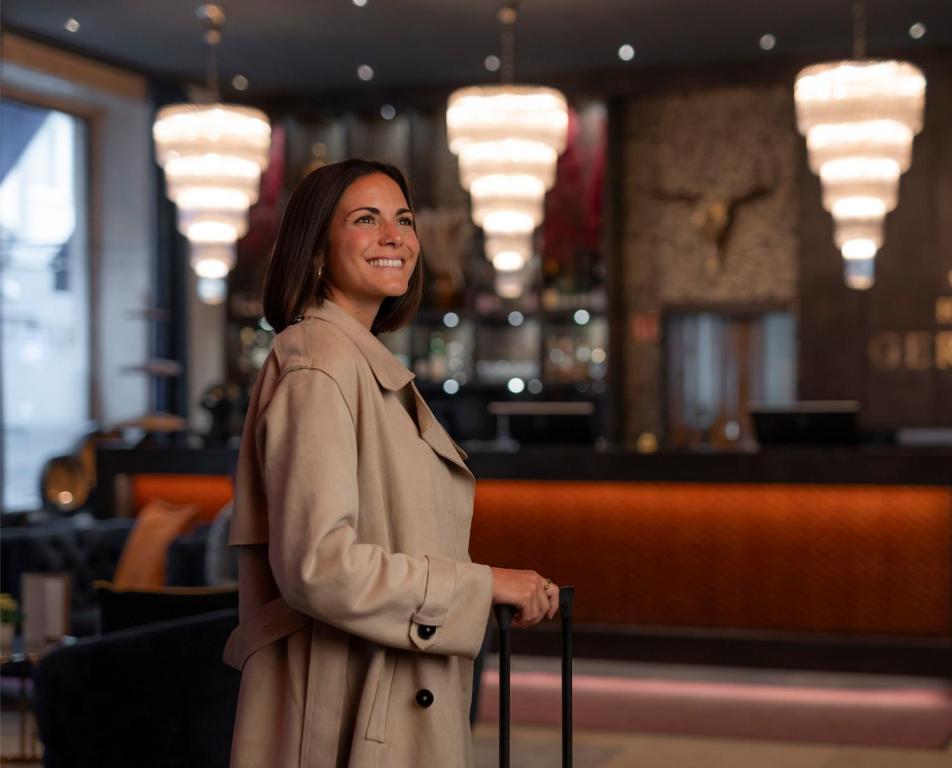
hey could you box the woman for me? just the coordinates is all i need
[224,159,559,767]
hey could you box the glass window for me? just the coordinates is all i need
[666,311,795,447]
[1,100,90,512]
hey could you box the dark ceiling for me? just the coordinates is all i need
[3,0,951,97]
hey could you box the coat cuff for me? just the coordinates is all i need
[409,556,493,658]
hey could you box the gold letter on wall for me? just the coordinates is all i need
[868,332,903,370]
[904,332,933,370]
[936,332,952,369]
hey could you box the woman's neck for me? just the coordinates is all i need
[323,288,381,331]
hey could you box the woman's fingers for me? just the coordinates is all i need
[545,580,560,620]
[490,568,560,628]
[514,575,559,627]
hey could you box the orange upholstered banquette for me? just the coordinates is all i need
[128,474,951,638]
[469,481,951,638]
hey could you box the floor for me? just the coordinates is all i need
[472,723,952,768]
[471,655,952,768]
[4,713,949,768]
[3,657,950,768]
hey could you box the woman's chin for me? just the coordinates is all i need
[374,279,411,298]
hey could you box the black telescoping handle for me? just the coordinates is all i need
[559,586,575,768]
[493,586,575,768]
[493,603,517,768]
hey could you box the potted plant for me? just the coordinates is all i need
[0,593,20,652]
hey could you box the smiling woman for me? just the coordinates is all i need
[227,159,560,767]
[261,159,424,335]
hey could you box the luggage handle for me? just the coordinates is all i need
[494,586,575,768]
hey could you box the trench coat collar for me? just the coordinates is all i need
[299,299,415,392]
[297,300,470,477]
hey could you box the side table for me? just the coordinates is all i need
[1,638,75,764]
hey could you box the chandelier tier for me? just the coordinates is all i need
[447,3,568,296]
[152,5,271,297]
[793,2,925,290]
[448,85,567,243]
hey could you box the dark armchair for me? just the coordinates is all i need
[33,608,240,768]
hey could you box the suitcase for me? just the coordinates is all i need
[493,585,575,768]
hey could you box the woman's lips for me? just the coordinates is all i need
[367,258,404,268]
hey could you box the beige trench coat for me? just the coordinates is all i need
[224,299,494,767]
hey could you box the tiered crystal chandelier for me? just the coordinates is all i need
[794,1,925,290]
[446,1,568,298]
[153,4,271,303]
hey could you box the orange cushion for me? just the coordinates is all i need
[113,499,201,588]
[131,475,233,523]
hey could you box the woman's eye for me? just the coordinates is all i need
[398,216,414,226]
[355,214,375,224]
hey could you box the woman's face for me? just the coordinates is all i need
[323,173,419,313]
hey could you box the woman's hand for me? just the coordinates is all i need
[489,567,560,629]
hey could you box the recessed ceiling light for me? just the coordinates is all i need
[231,74,249,91]
[909,22,927,40]
[64,18,80,33]
[618,44,635,62]
[353,0,368,6]
[357,64,374,81]
[484,55,501,72]
[759,33,776,51]
[380,104,396,120]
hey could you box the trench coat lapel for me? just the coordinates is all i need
[412,385,473,479]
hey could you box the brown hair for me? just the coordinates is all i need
[262,159,423,334]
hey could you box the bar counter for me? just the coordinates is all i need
[97,444,952,494]
[94,443,952,677]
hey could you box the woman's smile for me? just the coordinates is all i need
[367,257,405,268]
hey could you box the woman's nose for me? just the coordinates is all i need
[380,222,403,247]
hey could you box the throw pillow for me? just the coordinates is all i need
[113,499,200,588]
[204,501,238,587]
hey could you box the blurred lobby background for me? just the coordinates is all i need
[0,1,951,766]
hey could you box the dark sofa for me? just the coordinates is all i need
[0,518,135,635]
[0,517,217,636]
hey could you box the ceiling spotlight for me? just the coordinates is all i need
[357,64,374,81]
[231,74,249,91]
[618,44,635,61]
[380,104,396,120]
[908,22,926,40]
[64,18,80,33]
[759,33,776,51]
[353,0,368,6]
[484,55,501,72]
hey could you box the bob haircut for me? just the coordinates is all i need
[262,158,423,335]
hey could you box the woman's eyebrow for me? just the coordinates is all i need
[346,206,380,216]
[345,206,413,217]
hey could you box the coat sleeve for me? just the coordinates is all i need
[259,367,493,660]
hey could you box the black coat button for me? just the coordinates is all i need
[415,688,434,708]
[416,624,437,640]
